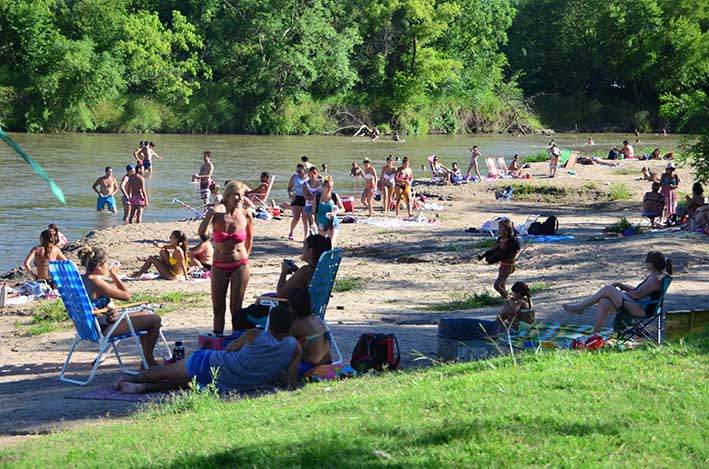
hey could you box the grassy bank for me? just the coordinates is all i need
[2,333,707,467]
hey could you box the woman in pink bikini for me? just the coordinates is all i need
[199,181,253,335]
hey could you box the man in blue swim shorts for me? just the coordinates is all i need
[114,306,302,394]
[92,166,118,213]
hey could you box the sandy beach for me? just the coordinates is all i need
[1,159,708,444]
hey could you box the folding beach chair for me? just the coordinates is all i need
[564,151,578,170]
[49,260,171,385]
[614,275,672,345]
[559,150,572,166]
[427,155,446,183]
[248,176,276,209]
[257,249,345,364]
[485,157,500,179]
[497,157,511,178]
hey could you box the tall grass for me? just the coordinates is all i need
[425,290,504,311]
[608,182,632,200]
[520,151,548,163]
[334,276,365,292]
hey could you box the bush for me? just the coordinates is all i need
[608,182,632,201]
[520,151,548,163]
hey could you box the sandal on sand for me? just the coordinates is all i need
[287,234,294,241]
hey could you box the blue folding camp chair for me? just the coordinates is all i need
[614,275,672,344]
[258,248,345,364]
[49,260,171,385]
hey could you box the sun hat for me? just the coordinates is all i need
[666,162,676,169]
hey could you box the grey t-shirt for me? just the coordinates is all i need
[209,331,296,392]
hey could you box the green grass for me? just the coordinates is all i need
[2,333,707,467]
[425,290,504,311]
[529,282,547,294]
[15,292,207,336]
[608,182,633,201]
[520,151,548,164]
[333,276,365,292]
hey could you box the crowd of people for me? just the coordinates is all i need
[15,135,693,394]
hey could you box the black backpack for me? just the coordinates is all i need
[528,216,558,236]
[351,333,400,373]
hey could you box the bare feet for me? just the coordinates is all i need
[119,382,146,394]
[563,304,583,315]
[113,375,131,390]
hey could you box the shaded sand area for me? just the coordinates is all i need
[1,160,707,445]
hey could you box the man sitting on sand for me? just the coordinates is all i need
[508,154,523,178]
[642,182,665,228]
[114,306,302,393]
[621,140,635,158]
[92,167,118,213]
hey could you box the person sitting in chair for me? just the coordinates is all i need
[114,306,301,393]
[78,246,163,367]
[287,288,331,376]
[642,182,665,228]
[563,251,671,333]
[246,172,271,204]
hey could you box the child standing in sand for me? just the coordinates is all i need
[478,219,520,298]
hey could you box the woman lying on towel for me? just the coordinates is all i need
[563,251,672,333]
[79,247,163,367]
[232,234,332,331]
[287,288,331,376]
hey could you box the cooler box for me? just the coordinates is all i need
[198,332,242,351]
[341,196,355,212]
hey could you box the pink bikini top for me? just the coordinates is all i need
[213,229,247,243]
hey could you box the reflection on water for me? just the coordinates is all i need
[0,132,680,272]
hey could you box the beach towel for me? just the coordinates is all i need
[520,235,575,243]
[357,217,439,228]
[499,321,614,350]
[304,364,357,382]
[421,203,444,211]
[120,272,161,281]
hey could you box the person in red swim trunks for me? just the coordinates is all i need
[199,181,253,335]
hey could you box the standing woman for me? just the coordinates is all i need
[199,181,253,335]
[287,163,309,241]
[360,158,377,217]
[131,230,190,281]
[302,166,322,234]
[479,219,520,298]
[314,176,345,247]
[660,163,681,223]
[24,230,67,283]
[380,156,397,214]
[394,156,414,218]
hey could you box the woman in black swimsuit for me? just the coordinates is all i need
[563,252,672,332]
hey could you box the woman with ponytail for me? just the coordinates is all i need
[564,251,672,332]
[78,246,162,367]
[23,229,67,283]
[131,230,190,281]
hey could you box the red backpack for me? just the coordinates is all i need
[350,333,400,373]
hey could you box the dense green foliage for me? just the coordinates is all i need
[2,333,707,467]
[0,0,707,139]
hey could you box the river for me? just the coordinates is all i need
[0,132,680,273]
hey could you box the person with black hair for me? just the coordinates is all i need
[47,223,67,249]
[563,251,672,333]
[78,246,162,367]
[287,288,331,369]
[24,230,67,282]
[143,142,161,172]
[114,306,301,393]
[130,230,190,280]
[188,232,213,271]
[497,281,534,329]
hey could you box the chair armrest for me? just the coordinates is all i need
[92,301,150,316]
[256,295,287,307]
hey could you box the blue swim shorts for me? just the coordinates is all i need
[186,349,216,387]
[143,159,152,170]
[97,195,116,211]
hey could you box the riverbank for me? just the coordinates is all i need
[1,159,708,444]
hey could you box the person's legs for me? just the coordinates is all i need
[394,188,402,216]
[404,188,412,217]
[465,159,475,180]
[473,159,482,179]
[211,266,230,335]
[122,198,130,222]
[563,285,623,314]
[289,206,302,239]
[593,298,617,333]
[329,228,339,247]
[494,264,513,298]
[228,264,250,332]
[108,311,162,366]
[135,206,144,224]
[382,186,391,213]
[128,205,137,224]
[116,358,191,393]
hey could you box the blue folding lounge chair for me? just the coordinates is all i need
[614,275,672,344]
[49,260,171,385]
[258,248,344,364]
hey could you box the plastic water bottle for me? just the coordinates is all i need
[0,283,7,308]
[173,340,185,361]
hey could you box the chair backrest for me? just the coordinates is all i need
[249,176,276,205]
[486,158,499,178]
[647,275,672,316]
[566,151,579,169]
[308,248,343,320]
[49,260,101,342]
[497,157,509,176]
